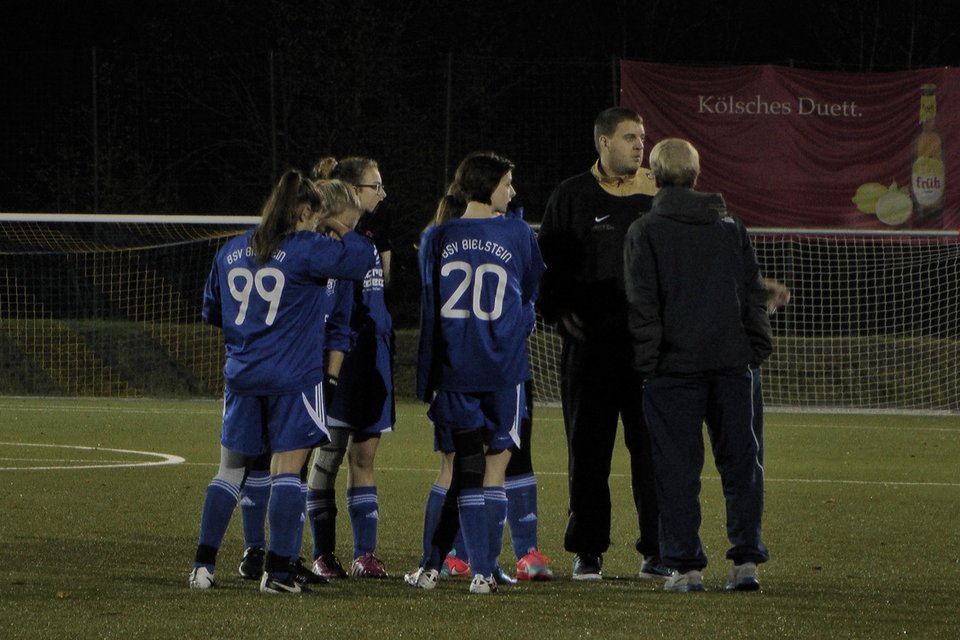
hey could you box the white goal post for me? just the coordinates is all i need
[1,215,958,412]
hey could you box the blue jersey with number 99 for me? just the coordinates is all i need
[203,229,374,395]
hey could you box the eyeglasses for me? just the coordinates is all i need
[356,183,385,195]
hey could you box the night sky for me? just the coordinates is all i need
[5,1,959,217]
[7,1,960,68]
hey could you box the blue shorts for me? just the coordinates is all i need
[221,381,330,456]
[328,331,394,435]
[429,384,524,453]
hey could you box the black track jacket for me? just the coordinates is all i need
[624,186,772,377]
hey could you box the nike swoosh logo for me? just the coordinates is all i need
[594,215,611,223]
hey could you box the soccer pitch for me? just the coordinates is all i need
[1,398,958,640]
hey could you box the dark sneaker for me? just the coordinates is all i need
[492,564,517,586]
[571,553,602,581]
[351,553,388,578]
[238,547,265,580]
[291,557,329,585]
[312,552,348,579]
[260,571,308,594]
[639,555,672,580]
[724,562,760,591]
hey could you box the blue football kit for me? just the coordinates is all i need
[203,228,374,454]
[324,237,395,432]
[416,216,546,401]
[204,229,375,396]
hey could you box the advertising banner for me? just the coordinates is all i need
[620,61,959,229]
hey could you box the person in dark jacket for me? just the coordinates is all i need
[624,138,772,593]
[537,107,667,581]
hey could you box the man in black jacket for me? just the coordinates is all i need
[538,107,667,581]
[624,138,772,593]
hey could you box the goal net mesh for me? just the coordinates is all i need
[2,217,958,411]
[528,229,960,412]
[0,216,254,397]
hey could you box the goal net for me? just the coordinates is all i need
[527,228,960,412]
[0,213,256,397]
[2,216,958,411]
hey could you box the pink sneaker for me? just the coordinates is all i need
[442,553,472,578]
[516,549,554,581]
[351,552,388,578]
[312,553,348,579]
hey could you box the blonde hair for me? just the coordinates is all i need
[312,179,362,219]
[649,138,700,188]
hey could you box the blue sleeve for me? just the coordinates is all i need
[522,225,547,306]
[201,256,223,328]
[308,231,376,283]
[415,227,438,402]
[325,280,354,353]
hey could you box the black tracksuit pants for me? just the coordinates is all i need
[560,334,660,557]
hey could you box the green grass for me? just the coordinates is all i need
[1,399,958,639]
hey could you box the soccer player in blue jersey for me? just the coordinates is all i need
[405,152,546,594]
[303,156,394,580]
[188,171,374,594]
[439,200,554,584]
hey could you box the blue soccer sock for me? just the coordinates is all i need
[458,488,490,577]
[347,485,379,557]
[239,469,270,550]
[485,486,508,571]
[505,472,539,559]
[267,474,304,576]
[421,484,447,567]
[193,477,241,570]
[305,488,337,561]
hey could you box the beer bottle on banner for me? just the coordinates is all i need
[910,84,945,226]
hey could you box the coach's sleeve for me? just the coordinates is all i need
[624,219,661,377]
[740,225,773,364]
[536,185,579,324]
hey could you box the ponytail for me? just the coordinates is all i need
[311,157,340,181]
[311,156,377,186]
[252,170,321,264]
[433,188,467,226]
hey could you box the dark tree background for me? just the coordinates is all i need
[2,0,958,324]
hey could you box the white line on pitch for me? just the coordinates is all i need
[0,442,185,471]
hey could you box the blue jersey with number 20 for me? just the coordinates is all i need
[203,229,374,395]
[417,216,546,400]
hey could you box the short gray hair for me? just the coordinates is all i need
[649,138,700,188]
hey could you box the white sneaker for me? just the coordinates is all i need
[663,569,705,592]
[724,562,760,591]
[189,566,216,589]
[468,574,497,594]
[403,567,439,590]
